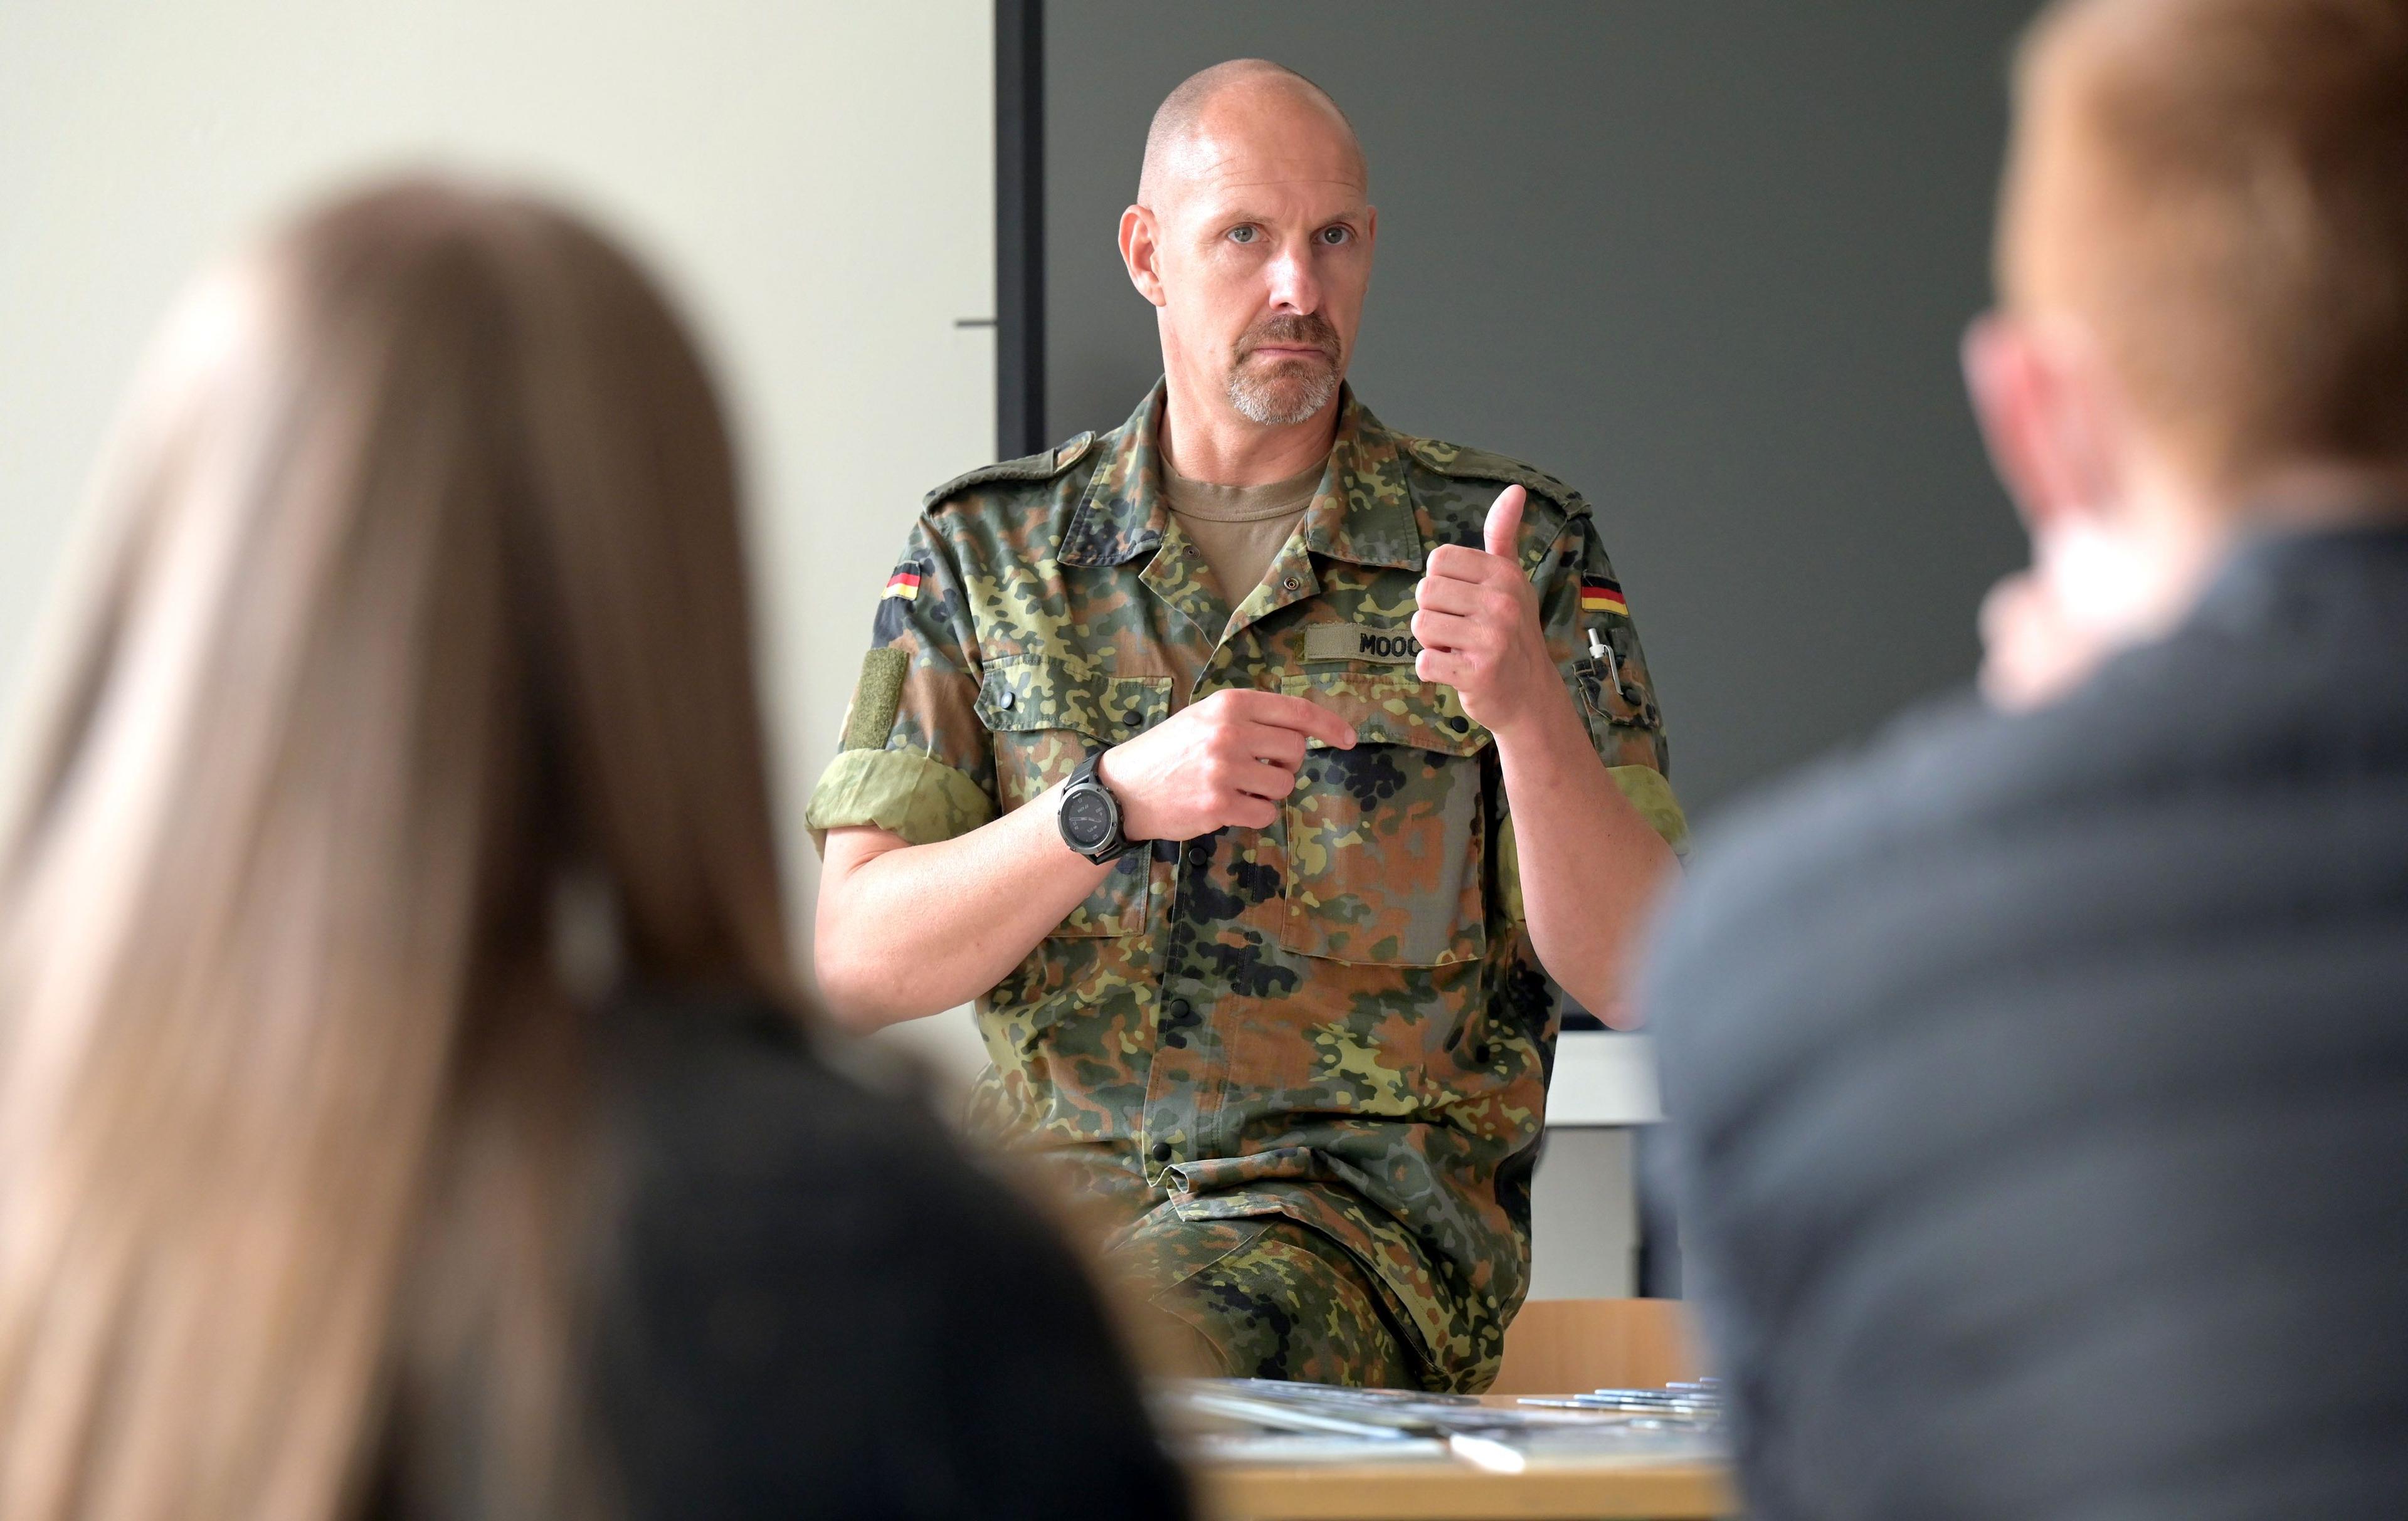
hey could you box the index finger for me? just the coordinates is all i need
[1233,690,1358,748]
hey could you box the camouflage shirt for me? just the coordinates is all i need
[807,383,1685,1391]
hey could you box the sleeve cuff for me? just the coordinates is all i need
[805,747,996,855]
[1608,764,1691,857]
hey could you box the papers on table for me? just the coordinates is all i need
[1156,1377,1727,1470]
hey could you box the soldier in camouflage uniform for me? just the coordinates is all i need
[809,61,1686,1393]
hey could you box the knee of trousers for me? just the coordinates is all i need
[1124,1216,1418,1388]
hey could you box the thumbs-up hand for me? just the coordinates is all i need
[1412,485,1558,737]
[1482,481,1527,559]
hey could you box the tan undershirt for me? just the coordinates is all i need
[1162,455,1328,618]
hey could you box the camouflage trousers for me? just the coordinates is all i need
[1107,1208,1420,1389]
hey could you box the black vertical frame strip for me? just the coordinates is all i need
[995,0,1045,458]
[1634,1127,1682,1299]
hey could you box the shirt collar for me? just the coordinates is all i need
[1058,381,1427,572]
[2192,516,2408,631]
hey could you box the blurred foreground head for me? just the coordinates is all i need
[1647,8,2408,1514]
[0,180,791,1518]
[1967,0,2408,702]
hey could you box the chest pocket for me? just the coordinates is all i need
[1274,671,1491,966]
[978,656,1171,937]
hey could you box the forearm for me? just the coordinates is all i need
[1492,698,1677,1021]
[813,687,1359,1031]
[815,784,1111,1029]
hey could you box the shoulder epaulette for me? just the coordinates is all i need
[1403,436,1590,517]
[922,430,1098,511]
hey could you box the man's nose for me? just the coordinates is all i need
[1265,242,1322,314]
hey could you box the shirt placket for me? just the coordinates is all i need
[1128,522,1232,1187]
[1140,522,1336,1179]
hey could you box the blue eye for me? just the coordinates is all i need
[1228,226,1258,245]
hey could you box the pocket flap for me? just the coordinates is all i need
[977,657,1171,740]
[1277,671,1491,755]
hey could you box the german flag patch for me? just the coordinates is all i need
[873,561,929,643]
[1580,576,1629,617]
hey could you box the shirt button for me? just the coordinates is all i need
[1282,575,1301,591]
[1449,716,1470,733]
[1166,997,1192,1022]
[1151,1141,1173,1163]
[997,690,1015,709]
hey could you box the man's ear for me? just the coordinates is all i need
[1962,312,2123,539]
[1118,205,1167,307]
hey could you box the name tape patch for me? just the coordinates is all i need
[1305,622,1423,665]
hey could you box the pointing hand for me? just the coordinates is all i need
[1095,688,1356,841]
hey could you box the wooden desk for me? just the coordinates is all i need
[1193,1390,1735,1521]
[1200,1457,1732,1520]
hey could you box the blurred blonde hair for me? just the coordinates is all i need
[2005,0,2408,489]
[0,179,796,1520]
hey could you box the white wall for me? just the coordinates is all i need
[1530,1128,1639,1298]
[0,0,1001,1081]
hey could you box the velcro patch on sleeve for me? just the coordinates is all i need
[843,648,910,750]
[1304,622,1423,665]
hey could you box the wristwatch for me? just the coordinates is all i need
[1058,750,1136,863]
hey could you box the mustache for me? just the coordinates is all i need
[1235,315,1341,362]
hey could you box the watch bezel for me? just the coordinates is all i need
[1059,751,1132,863]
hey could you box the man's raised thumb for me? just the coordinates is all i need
[1483,484,1527,561]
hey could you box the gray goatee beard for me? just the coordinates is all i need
[1227,359,1340,426]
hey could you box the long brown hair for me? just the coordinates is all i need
[0,179,796,1519]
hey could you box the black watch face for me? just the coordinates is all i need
[1062,787,1115,850]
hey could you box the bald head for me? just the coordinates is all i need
[1138,60,1366,208]
[1119,59,1376,443]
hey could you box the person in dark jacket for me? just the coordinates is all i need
[583,990,1187,1521]
[0,179,1188,1521]
[1647,1,2408,1517]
